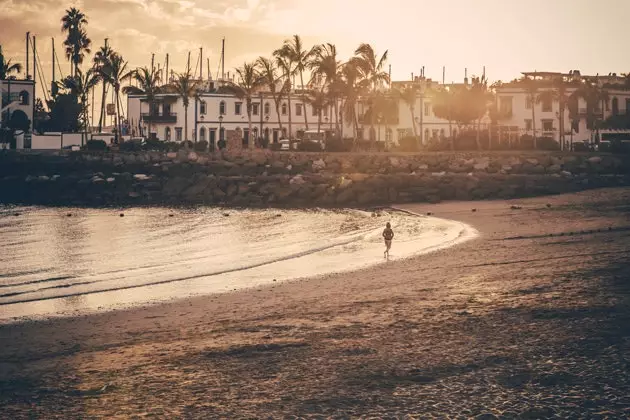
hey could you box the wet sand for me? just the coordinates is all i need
[1,187,630,418]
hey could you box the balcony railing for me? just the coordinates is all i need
[141,112,177,123]
[578,108,603,116]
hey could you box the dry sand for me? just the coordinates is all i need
[1,187,629,419]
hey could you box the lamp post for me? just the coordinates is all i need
[218,114,224,149]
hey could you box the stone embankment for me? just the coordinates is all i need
[1,150,629,207]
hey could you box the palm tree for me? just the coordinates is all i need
[393,84,419,145]
[306,88,329,134]
[0,47,22,80]
[61,68,99,130]
[310,43,342,135]
[569,79,609,145]
[93,43,114,133]
[257,57,285,137]
[350,43,390,146]
[470,75,490,150]
[61,8,91,77]
[338,61,363,141]
[433,87,457,150]
[227,62,265,149]
[165,71,199,146]
[277,35,319,131]
[274,52,293,139]
[122,66,162,138]
[522,76,539,148]
[101,53,133,143]
[536,78,569,149]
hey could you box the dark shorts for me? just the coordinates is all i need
[384,239,392,248]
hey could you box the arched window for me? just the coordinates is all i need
[282,127,287,138]
[452,128,458,139]
[424,128,430,140]
[252,127,258,139]
[200,100,207,115]
[440,128,445,139]
[199,127,206,142]
[219,101,226,115]
[281,103,287,116]
[264,103,270,115]
[165,127,171,141]
[612,97,619,116]
[385,128,392,142]
[369,127,376,141]
[19,91,29,105]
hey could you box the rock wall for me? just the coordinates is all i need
[1,150,629,207]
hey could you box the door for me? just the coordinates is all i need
[243,129,249,148]
[273,129,279,143]
[209,129,216,151]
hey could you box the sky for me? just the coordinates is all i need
[1,0,629,116]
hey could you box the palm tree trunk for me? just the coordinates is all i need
[531,99,537,149]
[476,118,482,150]
[300,71,309,130]
[275,102,284,134]
[115,87,122,144]
[317,111,321,133]
[287,90,293,139]
[98,83,107,133]
[184,104,188,146]
[334,97,340,136]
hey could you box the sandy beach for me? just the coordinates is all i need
[1,187,629,418]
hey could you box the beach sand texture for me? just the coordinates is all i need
[1,187,629,418]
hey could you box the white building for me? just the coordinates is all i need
[1,78,35,128]
[126,71,630,150]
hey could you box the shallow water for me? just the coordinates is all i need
[0,206,475,323]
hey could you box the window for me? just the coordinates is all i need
[397,129,406,143]
[163,103,171,115]
[432,129,439,139]
[499,96,513,115]
[175,127,183,141]
[312,105,318,117]
[252,103,259,116]
[19,91,29,105]
[199,127,206,142]
[219,101,226,115]
[424,128,430,140]
[424,102,431,116]
[253,127,258,139]
[525,119,532,131]
[386,128,392,143]
[296,103,302,116]
[282,103,287,116]
[264,102,270,115]
[165,127,171,141]
[200,100,207,115]
[440,128,445,139]
[235,102,242,115]
[542,97,552,112]
[525,96,532,109]
[542,120,554,133]
[612,97,619,116]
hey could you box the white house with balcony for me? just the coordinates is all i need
[1,78,35,148]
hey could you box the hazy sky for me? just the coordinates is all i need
[1,0,629,98]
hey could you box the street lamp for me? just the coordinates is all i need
[219,115,224,139]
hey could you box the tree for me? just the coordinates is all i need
[46,93,82,133]
[310,43,342,135]
[61,8,91,77]
[338,61,363,141]
[522,76,539,149]
[165,70,199,146]
[61,68,99,130]
[536,78,569,149]
[274,52,293,139]
[0,47,22,80]
[257,57,285,137]
[101,53,132,143]
[277,35,319,131]
[305,88,329,134]
[393,84,419,145]
[569,80,609,144]
[469,75,491,150]
[227,62,265,148]
[93,42,114,132]
[350,43,389,147]
[123,66,162,138]
[433,88,457,150]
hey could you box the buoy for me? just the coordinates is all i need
[427,212,433,216]
[67,213,72,217]
[168,214,174,217]
[471,208,477,212]
[546,203,552,208]
[13,213,20,217]
[120,213,124,217]
[223,213,230,217]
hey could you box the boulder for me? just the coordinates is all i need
[588,156,602,164]
[166,152,177,159]
[546,164,562,173]
[312,159,326,172]
[133,174,151,181]
[289,174,306,185]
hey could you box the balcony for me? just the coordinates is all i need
[141,112,177,123]
[578,108,603,116]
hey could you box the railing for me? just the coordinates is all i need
[578,108,603,116]
[141,112,177,123]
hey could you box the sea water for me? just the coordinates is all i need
[0,206,475,322]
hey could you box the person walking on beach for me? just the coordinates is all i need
[383,222,394,259]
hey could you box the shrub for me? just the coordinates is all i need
[537,137,560,151]
[181,140,194,150]
[164,141,180,152]
[325,137,352,152]
[298,140,323,152]
[270,143,282,151]
[84,139,108,151]
[194,140,208,152]
[519,134,535,150]
[217,139,227,150]
[398,136,420,152]
[120,139,144,152]
[144,138,166,151]
[610,140,630,154]
[573,142,591,152]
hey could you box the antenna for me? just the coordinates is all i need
[187,51,191,74]
[51,37,55,88]
[207,58,211,81]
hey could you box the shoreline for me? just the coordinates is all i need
[0,207,477,324]
[1,187,629,417]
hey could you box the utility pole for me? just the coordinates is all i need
[207,58,210,81]
[26,32,30,79]
[51,38,55,89]
[221,38,225,80]
[165,53,169,83]
[200,47,203,80]
[187,51,191,74]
